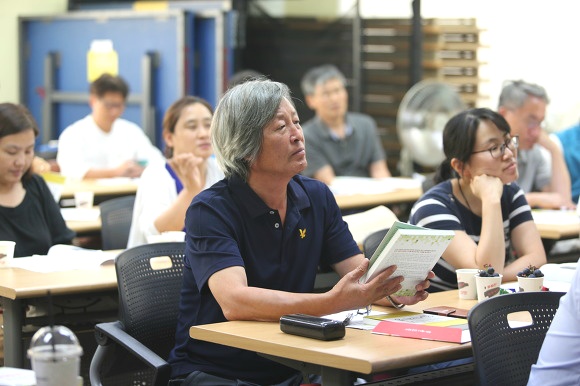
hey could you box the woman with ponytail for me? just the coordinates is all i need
[409,108,546,292]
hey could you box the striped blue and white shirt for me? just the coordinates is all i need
[409,180,533,291]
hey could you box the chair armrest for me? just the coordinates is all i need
[91,321,172,386]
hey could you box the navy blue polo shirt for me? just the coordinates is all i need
[168,174,360,384]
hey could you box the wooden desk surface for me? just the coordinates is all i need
[67,218,102,233]
[335,186,423,210]
[531,209,580,240]
[60,178,138,198]
[64,206,102,234]
[0,250,121,369]
[190,290,475,375]
[535,222,580,240]
[332,177,423,210]
[0,255,119,300]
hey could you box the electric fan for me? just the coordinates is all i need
[396,80,467,176]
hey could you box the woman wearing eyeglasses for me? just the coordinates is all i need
[409,108,546,292]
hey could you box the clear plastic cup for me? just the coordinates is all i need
[27,325,83,386]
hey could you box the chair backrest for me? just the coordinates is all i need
[100,195,135,250]
[115,242,186,359]
[363,228,390,259]
[342,205,398,247]
[468,291,565,386]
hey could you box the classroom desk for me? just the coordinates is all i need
[335,187,423,210]
[63,207,102,234]
[0,256,119,368]
[532,209,580,240]
[536,222,580,240]
[332,177,423,210]
[66,217,102,234]
[60,178,138,199]
[190,290,476,385]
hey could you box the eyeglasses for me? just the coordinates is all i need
[342,305,372,326]
[99,99,125,110]
[524,117,545,130]
[472,136,519,159]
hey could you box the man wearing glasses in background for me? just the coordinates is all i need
[300,64,391,185]
[57,73,163,179]
[498,80,575,209]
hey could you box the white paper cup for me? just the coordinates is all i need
[475,274,503,302]
[0,240,16,268]
[74,191,94,209]
[517,276,544,292]
[456,268,479,299]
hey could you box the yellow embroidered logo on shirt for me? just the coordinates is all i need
[299,228,307,239]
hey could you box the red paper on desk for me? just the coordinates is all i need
[372,319,471,344]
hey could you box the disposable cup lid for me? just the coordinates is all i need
[27,325,82,358]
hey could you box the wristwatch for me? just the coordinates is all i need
[386,295,405,309]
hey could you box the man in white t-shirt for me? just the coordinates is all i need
[57,74,163,179]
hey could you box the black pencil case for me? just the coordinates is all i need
[280,313,345,341]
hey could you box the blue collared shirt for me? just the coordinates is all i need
[168,174,360,384]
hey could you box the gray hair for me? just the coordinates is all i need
[498,80,549,110]
[300,64,347,96]
[211,79,293,180]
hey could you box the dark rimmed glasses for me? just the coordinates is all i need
[472,136,519,159]
[99,98,125,110]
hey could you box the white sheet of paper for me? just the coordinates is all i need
[95,177,138,185]
[532,209,580,225]
[329,177,421,196]
[0,366,36,385]
[60,208,101,221]
[11,245,117,273]
[323,310,386,330]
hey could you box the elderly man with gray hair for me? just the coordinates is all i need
[167,79,433,385]
[498,80,574,209]
[300,64,390,185]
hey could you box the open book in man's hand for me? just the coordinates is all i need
[360,221,454,296]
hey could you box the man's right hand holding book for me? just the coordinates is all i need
[330,258,435,311]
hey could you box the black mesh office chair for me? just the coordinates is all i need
[99,195,135,250]
[89,242,186,386]
[363,228,390,259]
[468,291,565,386]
